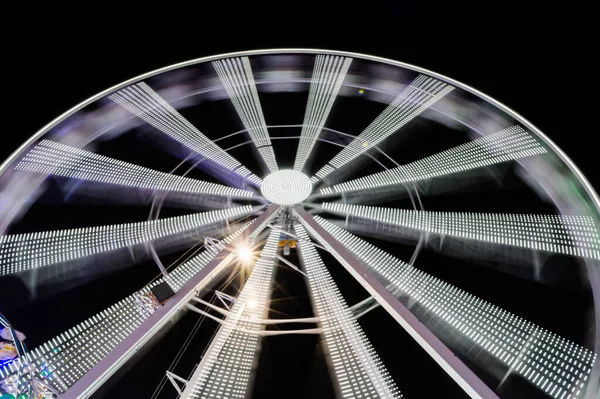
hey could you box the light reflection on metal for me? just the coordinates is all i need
[213,57,279,173]
[108,82,261,185]
[321,126,547,195]
[313,74,454,183]
[322,203,600,260]
[294,55,352,172]
[311,215,597,399]
[296,223,403,398]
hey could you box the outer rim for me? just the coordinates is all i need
[2,48,598,220]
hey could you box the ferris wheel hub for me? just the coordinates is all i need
[260,170,312,205]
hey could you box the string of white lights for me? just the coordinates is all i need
[312,74,454,183]
[320,126,547,195]
[108,82,261,185]
[182,230,279,398]
[295,224,403,399]
[321,203,600,260]
[294,55,352,172]
[213,57,278,173]
[16,140,253,198]
[0,223,252,393]
[308,216,597,399]
[0,206,254,276]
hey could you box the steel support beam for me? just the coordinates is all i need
[294,206,498,399]
[60,205,279,399]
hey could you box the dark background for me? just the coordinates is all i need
[2,3,596,398]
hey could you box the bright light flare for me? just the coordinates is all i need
[246,299,258,310]
[236,244,253,263]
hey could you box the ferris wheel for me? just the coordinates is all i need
[0,49,598,399]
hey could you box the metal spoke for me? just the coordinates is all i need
[321,203,600,260]
[294,207,498,399]
[303,213,597,399]
[181,229,280,398]
[0,221,257,396]
[320,125,546,196]
[312,74,454,184]
[108,82,261,185]
[0,206,256,276]
[294,55,352,172]
[213,57,278,173]
[295,223,403,399]
[16,139,254,199]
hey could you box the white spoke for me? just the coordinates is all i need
[182,230,280,398]
[0,223,253,394]
[16,140,254,198]
[296,223,403,399]
[312,74,454,184]
[212,57,278,173]
[294,55,352,172]
[0,206,255,276]
[322,203,600,260]
[109,82,261,185]
[320,126,546,196]
[309,216,597,399]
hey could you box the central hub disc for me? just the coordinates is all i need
[261,170,312,205]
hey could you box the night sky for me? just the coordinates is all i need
[2,5,596,399]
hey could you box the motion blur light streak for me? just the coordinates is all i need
[294,55,352,172]
[16,140,253,198]
[213,57,279,173]
[322,203,600,260]
[312,74,454,184]
[0,206,254,275]
[109,82,261,185]
[320,125,547,195]
[296,224,403,399]
[309,216,597,399]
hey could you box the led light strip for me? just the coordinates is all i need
[294,55,352,172]
[16,140,253,198]
[109,82,261,185]
[0,206,254,275]
[313,74,454,182]
[323,203,600,260]
[182,230,279,398]
[0,224,252,393]
[310,216,596,399]
[321,126,546,195]
[295,224,403,399]
[213,57,278,173]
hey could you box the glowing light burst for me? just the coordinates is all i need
[313,74,454,183]
[322,203,600,260]
[0,206,254,275]
[0,225,252,393]
[296,224,403,399]
[309,216,597,399]
[294,55,352,172]
[213,57,279,173]
[260,170,312,205]
[321,125,547,195]
[16,140,253,198]
[182,231,279,398]
[109,82,261,185]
